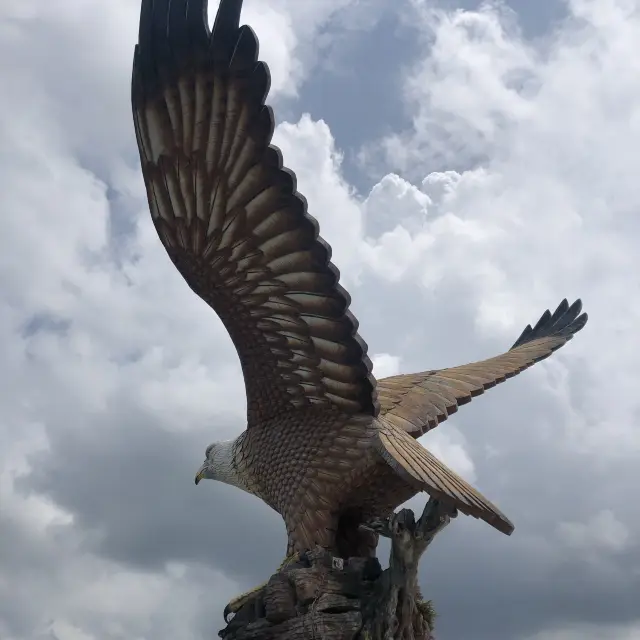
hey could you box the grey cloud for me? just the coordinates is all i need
[19,399,284,583]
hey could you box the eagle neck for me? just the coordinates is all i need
[214,437,248,492]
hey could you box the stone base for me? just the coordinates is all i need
[219,497,455,640]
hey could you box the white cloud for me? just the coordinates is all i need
[273,115,365,285]
[421,425,476,482]
[558,510,630,553]
[363,173,431,235]
[48,620,96,640]
[371,353,402,378]
[525,623,640,640]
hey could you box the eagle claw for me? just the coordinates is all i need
[223,588,263,623]
[222,554,301,624]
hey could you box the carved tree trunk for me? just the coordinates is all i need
[218,498,456,640]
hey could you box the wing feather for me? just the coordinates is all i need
[132,0,377,425]
[376,422,514,534]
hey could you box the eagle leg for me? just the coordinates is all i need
[223,553,301,622]
[360,496,457,547]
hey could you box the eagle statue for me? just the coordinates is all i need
[131,0,587,617]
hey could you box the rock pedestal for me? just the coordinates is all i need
[219,497,456,640]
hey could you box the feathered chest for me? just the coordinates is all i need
[237,410,379,510]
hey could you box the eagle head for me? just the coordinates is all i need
[194,439,243,489]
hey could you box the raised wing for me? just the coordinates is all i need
[378,299,587,436]
[131,0,378,425]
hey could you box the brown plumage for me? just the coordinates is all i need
[131,0,588,556]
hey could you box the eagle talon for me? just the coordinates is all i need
[360,517,392,538]
[221,553,300,624]
[223,587,264,623]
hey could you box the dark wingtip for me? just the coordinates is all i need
[211,0,243,39]
[496,514,515,536]
[510,298,588,350]
[133,0,210,103]
[210,0,245,63]
[133,0,246,104]
[137,0,210,49]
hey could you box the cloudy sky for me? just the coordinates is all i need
[1,0,639,638]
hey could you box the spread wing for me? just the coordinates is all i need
[377,299,587,436]
[131,0,377,425]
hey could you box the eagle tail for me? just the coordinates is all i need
[375,422,514,535]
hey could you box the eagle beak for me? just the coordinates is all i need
[195,465,206,485]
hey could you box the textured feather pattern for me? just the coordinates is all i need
[375,420,514,534]
[377,299,588,436]
[131,0,377,425]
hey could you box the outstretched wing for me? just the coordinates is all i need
[377,299,587,436]
[131,0,378,425]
